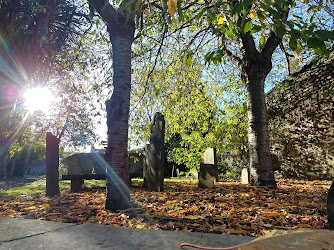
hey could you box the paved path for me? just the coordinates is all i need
[0,217,253,250]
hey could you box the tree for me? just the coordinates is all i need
[165,0,334,187]
[130,54,223,171]
[0,0,95,179]
[87,1,136,211]
[0,0,75,178]
[87,0,187,209]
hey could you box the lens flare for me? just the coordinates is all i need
[24,87,54,113]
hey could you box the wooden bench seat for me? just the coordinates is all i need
[62,174,106,192]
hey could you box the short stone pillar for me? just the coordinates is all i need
[198,148,218,188]
[241,168,249,184]
[328,181,334,230]
[71,179,84,193]
[46,132,60,197]
[143,112,165,192]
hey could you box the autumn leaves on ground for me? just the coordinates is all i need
[0,179,331,237]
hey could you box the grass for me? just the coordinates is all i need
[0,180,49,198]
[0,178,199,198]
[0,178,197,198]
[0,179,107,198]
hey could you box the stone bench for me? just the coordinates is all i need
[62,174,106,192]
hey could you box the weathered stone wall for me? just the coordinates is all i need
[28,159,46,175]
[266,53,334,180]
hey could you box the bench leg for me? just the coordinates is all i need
[71,179,84,192]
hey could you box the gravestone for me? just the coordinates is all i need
[143,112,165,192]
[241,168,249,184]
[62,153,95,175]
[61,153,106,192]
[204,148,216,165]
[198,148,218,188]
[189,172,198,180]
[46,132,60,197]
[328,181,334,230]
[198,164,216,188]
[176,168,180,178]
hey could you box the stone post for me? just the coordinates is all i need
[46,132,60,197]
[198,148,218,188]
[241,168,249,184]
[143,112,165,191]
[328,181,334,230]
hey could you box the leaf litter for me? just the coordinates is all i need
[0,179,331,237]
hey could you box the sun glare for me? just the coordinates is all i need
[24,87,54,113]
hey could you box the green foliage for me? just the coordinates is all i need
[131,40,249,173]
[7,131,46,163]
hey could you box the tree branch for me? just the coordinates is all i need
[279,42,293,75]
[261,1,291,60]
[130,23,168,114]
[88,0,117,28]
[221,45,242,67]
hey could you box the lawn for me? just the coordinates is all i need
[0,178,331,237]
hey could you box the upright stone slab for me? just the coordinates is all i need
[199,148,218,188]
[241,168,249,184]
[143,112,165,192]
[328,181,334,230]
[204,148,216,165]
[198,164,216,189]
[46,132,60,197]
[142,144,149,188]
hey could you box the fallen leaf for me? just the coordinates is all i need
[265,212,281,217]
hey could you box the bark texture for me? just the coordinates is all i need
[89,0,135,211]
[240,34,277,187]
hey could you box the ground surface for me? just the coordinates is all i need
[0,178,331,237]
[0,176,44,191]
[0,216,253,250]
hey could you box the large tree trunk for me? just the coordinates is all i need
[244,74,276,187]
[105,35,133,211]
[241,40,277,188]
[88,1,135,211]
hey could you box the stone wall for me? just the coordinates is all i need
[266,53,334,180]
[28,159,46,175]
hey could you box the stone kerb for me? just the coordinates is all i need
[198,148,218,189]
[143,112,165,192]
